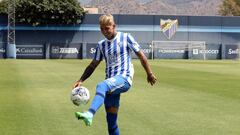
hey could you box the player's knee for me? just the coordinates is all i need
[96,82,109,94]
[106,107,118,114]
[96,82,108,91]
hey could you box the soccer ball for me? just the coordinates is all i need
[70,86,90,106]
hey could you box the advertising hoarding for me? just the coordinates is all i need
[16,45,45,59]
[50,43,82,59]
[85,43,97,59]
[224,45,239,59]
[191,44,221,60]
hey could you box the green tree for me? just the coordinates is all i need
[0,0,8,14]
[219,0,240,16]
[0,0,85,26]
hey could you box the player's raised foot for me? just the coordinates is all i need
[75,111,93,126]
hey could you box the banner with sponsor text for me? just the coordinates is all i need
[50,43,82,59]
[16,45,45,59]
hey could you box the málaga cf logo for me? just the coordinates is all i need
[160,19,178,40]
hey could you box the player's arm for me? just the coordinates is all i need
[136,50,157,85]
[73,60,101,88]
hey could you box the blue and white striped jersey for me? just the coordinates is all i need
[94,32,141,85]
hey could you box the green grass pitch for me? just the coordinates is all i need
[0,59,240,135]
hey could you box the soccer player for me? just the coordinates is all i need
[73,14,157,135]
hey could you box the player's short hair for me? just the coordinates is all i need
[99,14,115,26]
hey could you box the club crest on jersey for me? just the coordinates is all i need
[132,42,138,48]
[116,42,122,52]
[117,42,122,47]
[109,53,118,65]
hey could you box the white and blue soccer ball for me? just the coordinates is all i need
[70,86,90,106]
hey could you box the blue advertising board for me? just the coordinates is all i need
[85,43,97,59]
[191,44,221,60]
[225,44,239,59]
[16,45,45,59]
[50,43,82,59]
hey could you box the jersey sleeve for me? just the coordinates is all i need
[93,44,103,61]
[127,33,141,53]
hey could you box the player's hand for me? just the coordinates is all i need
[73,80,83,88]
[147,73,157,86]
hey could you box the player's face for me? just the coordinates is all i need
[100,23,116,40]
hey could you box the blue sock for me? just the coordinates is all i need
[106,112,119,135]
[88,82,109,115]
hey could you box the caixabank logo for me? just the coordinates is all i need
[16,47,43,54]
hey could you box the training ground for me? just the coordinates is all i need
[0,59,240,135]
